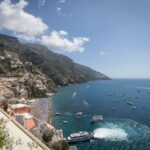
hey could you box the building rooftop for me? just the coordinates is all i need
[16,113,33,119]
[11,104,30,109]
[25,118,36,130]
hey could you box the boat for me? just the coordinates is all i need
[131,106,136,110]
[51,112,61,116]
[74,112,83,116]
[64,131,94,144]
[90,115,103,124]
[126,102,133,105]
[55,112,61,115]
[63,120,68,124]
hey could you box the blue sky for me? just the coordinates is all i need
[0,0,150,78]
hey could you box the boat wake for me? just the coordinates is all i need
[94,128,127,141]
[72,92,77,98]
[126,85,150,90]
[93,119,150,142]
[83,100,90,107]
[136,86,150,90]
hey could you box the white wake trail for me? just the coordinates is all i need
[72,92,77,98]
[94,128,128,141]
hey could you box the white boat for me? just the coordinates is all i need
[65,131,94,144]
[74,112,83,116]
[90,115,103,124]
[63,120,68,124]
[126,102,133,105]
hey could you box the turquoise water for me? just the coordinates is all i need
[52,79,150,150]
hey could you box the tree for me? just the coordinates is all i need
[0,132,5,149]
[51,141,69,150]
[0,119,7,149]
[1,100,9,112]
[42,128,54,143]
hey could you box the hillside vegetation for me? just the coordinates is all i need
[0,33,109,95]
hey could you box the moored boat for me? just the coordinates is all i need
[55,112,61,115]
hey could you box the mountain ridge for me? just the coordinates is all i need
[0,33,109,86]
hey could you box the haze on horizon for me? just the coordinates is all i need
[0,0,150,79]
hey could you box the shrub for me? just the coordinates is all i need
[0,119,7,149]
[1,100,9,112]
[0,132,5,149]
[42,128,54,143]
[51,141,69,150]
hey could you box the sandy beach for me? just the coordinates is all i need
[30,98,52,124]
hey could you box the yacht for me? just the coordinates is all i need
[65,131,94,144]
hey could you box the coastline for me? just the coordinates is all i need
[51,79,150,150]
[48,97,52,124]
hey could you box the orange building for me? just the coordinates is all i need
[11,104,31,114]
[15,113,37,131]
[24,113,37,130]
[11,104,36,131]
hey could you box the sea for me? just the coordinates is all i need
[52,79,150,150]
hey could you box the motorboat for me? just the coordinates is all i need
[90,115,103,124]
[74,112,83,116]
[126,102,133,105]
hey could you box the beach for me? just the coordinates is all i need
[31,97,52,124]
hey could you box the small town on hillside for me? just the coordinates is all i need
[0,50,73,150]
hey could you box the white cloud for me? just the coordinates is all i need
[58,0,66,4]
[41,30,90,53]
[99,51,109,55]
[59,30,68,36]
[57,0,69,16]
[0,0,48,39]
[56,7,65,16]
[38,0,46,8]
[13,32,40,42]
[0,0,89,53]
[56,7,72,17]
[57,7,62,12]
